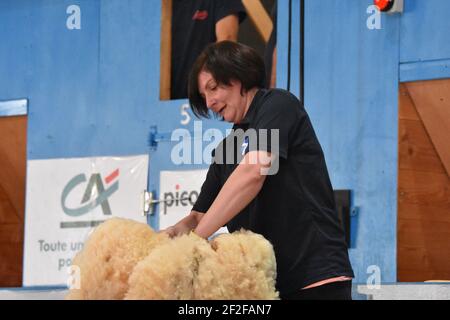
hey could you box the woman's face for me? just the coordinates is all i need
[198,71,248,123]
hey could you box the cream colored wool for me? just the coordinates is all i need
[66,218,278,300]
[209,230,279,300]
[125,232,216,299]
[191,233,231,299]
[65,217,169,300]
[126,231,279,300]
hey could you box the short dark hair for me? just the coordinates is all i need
[188,41,266,118]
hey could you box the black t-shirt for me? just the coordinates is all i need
[171,0,246,99]
[193,89,354,296]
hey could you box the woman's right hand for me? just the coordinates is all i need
[161,223,190,238]
[161,210,203,238]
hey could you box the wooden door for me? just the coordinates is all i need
[0,115,27,287]
[398,79,450,281]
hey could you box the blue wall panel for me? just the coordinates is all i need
[399,0,450,82]
[276,0,290,90]
[304,0,400,283]
[95,0,160,156]
[400,0,450,63]
[28,0,100,159]
[400,59,450,82]
[0,0,161,159]
[0,1,34,101]
[289,0,301,98]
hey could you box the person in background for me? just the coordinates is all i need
[171,0,246,99]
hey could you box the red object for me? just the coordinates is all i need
[105,169,119,184]
[192,10,208,21]
[374,0,394,12]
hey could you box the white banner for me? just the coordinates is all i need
[159,170,228,235]
[23,155,149,287]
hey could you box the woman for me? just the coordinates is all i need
[164,41,354,300]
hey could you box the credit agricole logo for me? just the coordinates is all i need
[60,169,119,228]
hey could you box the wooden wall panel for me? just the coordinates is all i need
[406,80,450,176]
[398,81,450,282]
[159,0,172,100]
[0,117,26,221]
[399,170,450,207]
[241,0,273,43]
[0,244,23,286]
[0,115,26,287]
[399,120,446,174]
[399,84,420,120]
[399,245,450,281]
